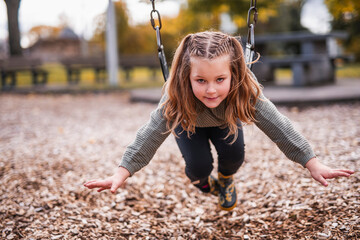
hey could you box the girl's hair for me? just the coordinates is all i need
[162,31,261,142]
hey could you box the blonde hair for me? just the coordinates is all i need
[162,31,261,142]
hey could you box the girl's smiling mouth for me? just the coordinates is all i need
[206,97,218,100]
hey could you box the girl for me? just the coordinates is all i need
[84,31,354,211]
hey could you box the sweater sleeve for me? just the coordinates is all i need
[119,94,171,175]
[254,92,316,167]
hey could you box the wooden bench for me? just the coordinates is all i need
[60,54,160,84]
[60,57,106,84]
[248,31,351,86]
[120,54,160,81]
[252,54,333,86]
[0,57,48,89]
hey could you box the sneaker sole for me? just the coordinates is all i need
[219,201,237,211]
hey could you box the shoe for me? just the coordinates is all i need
[208,175,220,196]
[218,172,237,211]
[192,175,219,196]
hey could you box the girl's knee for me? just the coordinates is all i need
[185,163,213,181]
[218,151,245,175]
[219,148,244,165]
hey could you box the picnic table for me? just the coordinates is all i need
[120,54,160,81]
[0,57,48,89]
[60,54,160,84]
[60,57,106,84]
[250,31,351,86]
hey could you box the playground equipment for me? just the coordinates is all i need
[149,0,259,81]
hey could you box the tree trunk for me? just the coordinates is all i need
[4,0,22,56]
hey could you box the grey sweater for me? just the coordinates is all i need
[119,91,316,176]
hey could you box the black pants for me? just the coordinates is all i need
[175,124,245,184]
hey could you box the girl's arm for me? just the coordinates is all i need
[253,92,354,185]
[84,94,170,193]
[119,93,170,176]
[305,157,354,186]
[254,92,315,167]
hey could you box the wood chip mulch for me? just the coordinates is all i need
[0,93,359,239]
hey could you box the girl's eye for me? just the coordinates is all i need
[217,78,224,82]
[197,79,205,83]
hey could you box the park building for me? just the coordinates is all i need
[25,27,102,62]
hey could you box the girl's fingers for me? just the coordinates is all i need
[110,180,122,193]
[335,171,351,177]
[325,170,353,179]
[84,180,99,186]
[335,169,355,174]
[318,175,328,187]
[84,179,110,189]
[313,173,328,187]
[97,187,107,192]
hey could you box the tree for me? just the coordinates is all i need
[91,0,131,54]
[26,25,62,47]
[4,0,22,56]
[185,0,284,34]
[90,0,305,61]
[325,0,360,61]
[257,0,307,34]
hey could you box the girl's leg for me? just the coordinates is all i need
[175,126,214,191]
[209,124,244,211]
[209,124,245,175]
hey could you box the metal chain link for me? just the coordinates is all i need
[150,0,169,81]
[247,0,258,28]
[150,0,257,73]
[245,0,258,70]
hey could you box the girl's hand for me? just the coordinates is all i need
[305,157,354,187]
[84,167,131,193]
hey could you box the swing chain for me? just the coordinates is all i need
[149,0,169,81]
[246,0,257,48]
[150,0,162,30]
[245,0,258,70]
[247,0,258,28]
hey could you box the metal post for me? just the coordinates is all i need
[106,0,119,86]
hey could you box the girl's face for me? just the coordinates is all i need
[189,55,231,108]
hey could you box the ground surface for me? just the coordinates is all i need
[0,93,359,240]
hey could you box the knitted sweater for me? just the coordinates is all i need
[119,91,316,176]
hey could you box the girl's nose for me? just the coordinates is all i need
[206,85,216,94]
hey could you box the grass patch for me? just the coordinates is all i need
[10,63,166,89]
[335,63,360,78]
[273,63,360,85]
